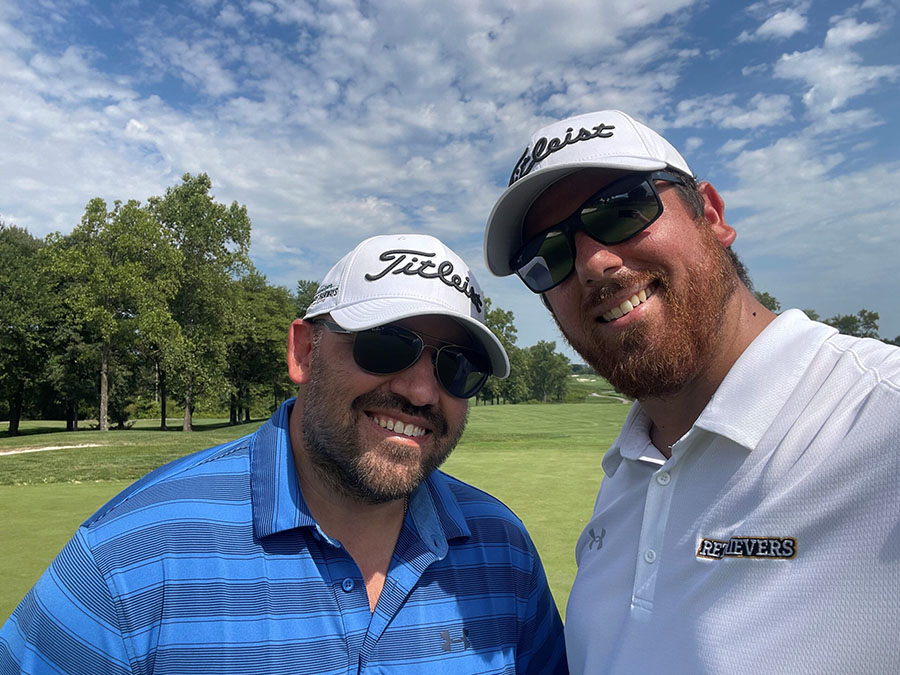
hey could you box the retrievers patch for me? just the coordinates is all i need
[697,537,797,560]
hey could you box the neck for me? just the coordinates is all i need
[288,401,408,612]
[643,289,776,458]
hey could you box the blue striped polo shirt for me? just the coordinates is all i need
[0,399,567,674]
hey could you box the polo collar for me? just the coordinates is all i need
[693,309,836,450]
[603,310,836,475]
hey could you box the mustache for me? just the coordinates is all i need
[352,391,448,436]
[583,270,659,309]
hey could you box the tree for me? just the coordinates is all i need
[478,298,530,404]
[226,270,296,423]
[500,345,531,404]
[150,173,251,431]
[296,280,320,318]
[45,199,180,430]
[824,309,880,339]
[44,325,99,431]
[0,223,56,435]
[754,291,781,313]
[527,341,570,402]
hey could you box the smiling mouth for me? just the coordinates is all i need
[601,285,655,323]
[368,414,428,438]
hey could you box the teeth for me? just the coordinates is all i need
[370,415,426,438]
[602,286,654,322]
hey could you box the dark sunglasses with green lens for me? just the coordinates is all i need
[313,320,492,399]
[511,170,686,293]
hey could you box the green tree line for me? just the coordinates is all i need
[753,292,898,344]
[9,174,888,438]
[1,174,573,436]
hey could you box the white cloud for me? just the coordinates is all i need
[670,93,792,129]
[775,47,898,112]
[739,6,808,42]
[758,8,807,38]
[683,137,703,153]
[741,63,768,76]
[1,0,898,343]
[216,5,244,28]
[155,37,239,98]
[824,17,881,48]
[719,138,750,154]
[248,1,276,19]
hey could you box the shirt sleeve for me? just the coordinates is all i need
[0,528,132,675]
[517,536,568,675]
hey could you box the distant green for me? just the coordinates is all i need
[0,401,629,620]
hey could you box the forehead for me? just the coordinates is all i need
[523,167,632,240]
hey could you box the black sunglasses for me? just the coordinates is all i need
[313,320,491,399]
[512,170,686,293]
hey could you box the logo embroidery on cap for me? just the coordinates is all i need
[508,123,616,185]
[365,248,483,312]
[311,283,338,305]
[697,536,797,560]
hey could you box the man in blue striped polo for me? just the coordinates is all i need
[0,233,567,674]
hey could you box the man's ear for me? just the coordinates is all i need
[287,319,316,384]
[698,181,736,248]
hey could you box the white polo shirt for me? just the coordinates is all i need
[565,310,900,674]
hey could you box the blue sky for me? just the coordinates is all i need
[2,0,899,358]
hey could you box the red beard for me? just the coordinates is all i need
[555,224,738,400]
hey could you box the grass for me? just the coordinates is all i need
[0,418,266,485]
[1,399,630,621]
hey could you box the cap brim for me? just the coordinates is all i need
[484,157,666,276]
[321,298,511,379]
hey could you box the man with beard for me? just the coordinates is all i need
[0,234,567,674]
[483,110,900,674]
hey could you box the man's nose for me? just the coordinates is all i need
[572,229,624,283]
[388,348,441,407]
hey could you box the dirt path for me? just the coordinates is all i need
[0,444,104,456]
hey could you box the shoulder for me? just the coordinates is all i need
[437,471,523,519]
[82,432,254,533]
[822,331,900,387]
[432,471,535,549]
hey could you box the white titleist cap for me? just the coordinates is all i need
[304,233,510,378]
[484,109,692,276]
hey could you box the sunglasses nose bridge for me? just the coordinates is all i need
[386,341,443,407]
[571,229,626,281]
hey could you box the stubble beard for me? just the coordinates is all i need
[301,352,467,505]
[556,225,739,401]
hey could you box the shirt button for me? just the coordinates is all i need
[644,549,658,564]
[655,471,671,486]
[341,578,354,592]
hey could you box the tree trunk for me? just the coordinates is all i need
[182,375,193,432]
[244,406,250,424]
[66,400,76,432]
[159,366,168,431]
[8,391,22,436]
[99,341,110,431]
[229,393,237,425]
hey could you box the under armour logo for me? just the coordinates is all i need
[441,628,470,652]
[588,527,606,550]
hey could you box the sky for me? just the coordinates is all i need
[2,0,899,360]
